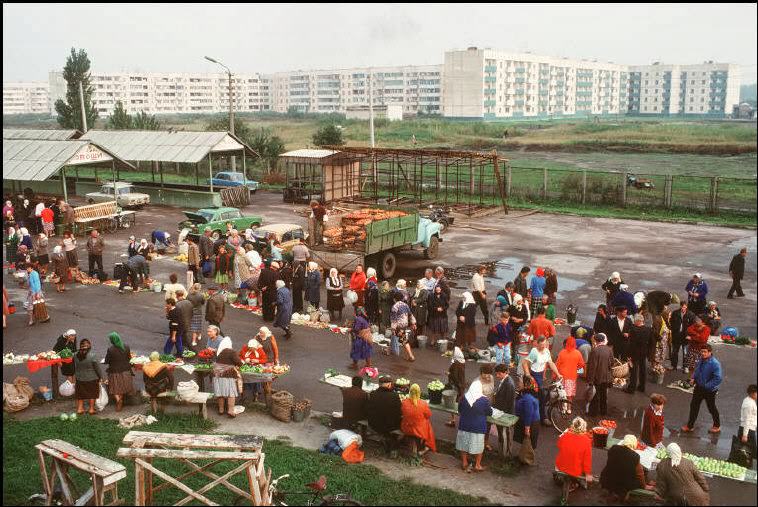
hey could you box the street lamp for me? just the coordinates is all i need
[205,55,236,171]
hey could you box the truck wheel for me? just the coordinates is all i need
[380,252,397,279]
[424,236,439,260]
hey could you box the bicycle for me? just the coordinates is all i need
[546,378,577,433]
[235,474,363,506]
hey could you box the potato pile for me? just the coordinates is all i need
[322,208,408,250]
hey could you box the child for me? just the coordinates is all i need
[487,312,513,367]
[641,393,666,447]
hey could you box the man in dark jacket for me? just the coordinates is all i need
[258,261,279,322]
[593,304,610,337]
[493,363,515,453]
[606,307,633,360]
[728,248,747,299]
[340,376,368,430]
[681,344,722,434]
[175,290,194,350]
[366,376,402,453]
[587,333,614,416]
[642,290,680,317]
[625,314,652,393]
[205,288,226,331]
[669,301,697,371]
[513,266,530,299]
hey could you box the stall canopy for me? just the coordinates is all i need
[3,128,83,141]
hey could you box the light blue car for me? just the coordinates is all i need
[208,171,259,194]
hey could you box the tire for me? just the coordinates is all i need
[211,230,222,241]
[380,252,396,279]
[319,496,364,506]
[424,235,439,260]
[549,399,577,433]
[438,219,449,233]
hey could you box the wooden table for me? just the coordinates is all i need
[36,439,126,506]
[117,431,269,506]
[194,369,281,406]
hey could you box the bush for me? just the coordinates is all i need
[263,172,286,185]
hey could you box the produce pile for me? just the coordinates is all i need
[427,379,445,391]
[239,364,290,376]
[322,208,408,250]
[655,449,747,479]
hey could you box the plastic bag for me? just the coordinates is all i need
[95,383,109,411]
[13,376,35,401]
[346,290,358,304]
[59,380,75,397]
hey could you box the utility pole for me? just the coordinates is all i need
[78,81,88,133]
[368,68,375,148]
[205,56,236,171]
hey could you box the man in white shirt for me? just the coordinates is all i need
[421,268,437,292]
[245,245,262,269]
[740,384,757,459]
[471,265,489,326]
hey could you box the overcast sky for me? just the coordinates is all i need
[3,3,756,83]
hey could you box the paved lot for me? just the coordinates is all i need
[3,191,756,504]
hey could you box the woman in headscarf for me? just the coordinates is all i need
[326,268,345,323]
[33,232,49,276]
[394,279,410,303]
[187,283,205,348]
[19,227,33,250]
[602,272,624,310]
[349,307,372,370]
[445,345,467,427]
[349,264,366,308]
[304,261,322,310]
[256,326,279,404]
[51,245,69,292]
[530,267,546,315]
[704,301,722,336]
[390,291,416,362]
[213,336,243,418]
[274,279,293,339]
[650,309,671,379]
[544,267,558,305]
[62,230,78,277]
[514,375,541,453]
[104,332,134,412]
[74,338,103,415]
[684,318,710,372]
[227,228,242,252]
[25,263,46,326]
[555,417,594,490]
[214,244,233,292]
[455,292,478,353]
[5,227,19,266]
[239,337,268,403]
[655,443,710,506]
[53,329,78,382]
[428,284,449,348]
[137,238,151,258]
[456,378,493,472]
[233,245,254,302]
[411,279,429,339]
[555,336,585,404]
[378,280,393,333]
[364,267,379,324]
[3,200,15,231]
[600,434,654,500]
[401,383,437,454]
[143,351,174,413]
[291,257,305,313]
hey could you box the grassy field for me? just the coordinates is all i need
[3,415,489,506]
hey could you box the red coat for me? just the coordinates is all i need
[400,398,436,452]
[641,405,664,446]
[686,324,710,346]
[555,431,593,477]
[239,345,267,365]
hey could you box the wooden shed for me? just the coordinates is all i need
[280,149,362,204]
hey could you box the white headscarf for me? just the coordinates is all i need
[611,272,621,282]
[216,336,232,356]
[7,227,15,238]
[308,261,319,271]
[258,326,272,340]
[464,379,485,406]
[275,279,286,289]
[667,442,682,467]
[20,227,29,237]
[329,268,340,287]
[366,267,376,279]
[396,279,407,289]
[451,346,465,365]
[461,291,475,308]
[247,338,261,349]
[140,239,148,248]
[53,245,62,254]
[415,279,424,297]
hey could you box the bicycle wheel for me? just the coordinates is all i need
[319,495,364,506]
[549,398,577,433]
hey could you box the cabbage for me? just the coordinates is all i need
[60,413,69,421]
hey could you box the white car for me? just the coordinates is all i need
[86,182,150,208]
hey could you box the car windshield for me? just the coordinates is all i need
[229,173,244,182]
[198,210,216,221]
[117,187,131,195]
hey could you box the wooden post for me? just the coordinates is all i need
[195,163,200,186]
[491,151,508,215]
[151,161,156,183]
[709,177,719,214]
[506,164,512,197]
[209,154,214,193]
[666,175,673,209]
[51,364,60,398]
[620,172,627,207]
[176,162,180,182]
[542,167,548,200]
[159,161,164,188]
[60,168,68,203]
[581,170,587,204]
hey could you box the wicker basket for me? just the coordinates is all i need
[270,390,294,422]
[291,399,312,423]
[611,358,630,379]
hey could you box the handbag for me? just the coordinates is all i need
[728,434,753,468]
[358,328,373,344]
[518,431,536,465]
[201,259,213,276]
[32,299,49,322]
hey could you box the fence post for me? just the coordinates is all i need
[665,175,673,209]
[506,165,512,197]
[709,177,719,214]
[581,170,587,204]
[620,172,627,207]
[542,168,548,200]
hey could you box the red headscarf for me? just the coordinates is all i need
[565,336,576,351]
[536,267,545,277]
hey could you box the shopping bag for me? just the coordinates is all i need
[95,383,109,411]
[518,434,535,465]
[32,299,49,322]
[59,380,75,397]
[186,270,194,289]
[728,435,753,468]
[201,259,213,277]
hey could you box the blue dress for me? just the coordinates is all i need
[274,287,293,330]
[350,315,372,361]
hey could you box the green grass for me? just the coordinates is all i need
[3,415,490,506]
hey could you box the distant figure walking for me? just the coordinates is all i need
[727,248,747,299]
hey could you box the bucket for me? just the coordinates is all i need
[437,339,449,353]
[566,305,578,325]
[442,389,457,409]
[592,427,609,448]
[152,282,162,293]
[428,389,444,405]
[417,335,428,348]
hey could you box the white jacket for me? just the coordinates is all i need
[741,396,757,432]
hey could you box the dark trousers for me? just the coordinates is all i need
[588,382,609,416]
[262,291,276,321]
[670,337,686,370]
[738,426,757,460]
[118,268,139,291]
[728,275,744,297]
[687,386,720,428]
[627,354,646,391]
[164,332,184,356]
[473,291,489,325]
[532,370,546,421]
[88,254,103,277]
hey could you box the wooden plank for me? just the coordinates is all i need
[150,460,223,495]
[247,462,262,506]
[117,447,260,461]
[134,462,144,507]
[38,440,126,476]
[134,458,218,506]
[174,461,251,507]
[36,449,52,504]
[52,460,76,505]
[122,432,263,451]
[175,459,253,501]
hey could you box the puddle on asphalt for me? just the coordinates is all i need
[486,257,585,299]
[639,280,658,287]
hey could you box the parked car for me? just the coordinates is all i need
[627,174,655,189]
[177,206,264,241]
[85,182,150,208]
[209,172,259,194]
[252,223,308,253]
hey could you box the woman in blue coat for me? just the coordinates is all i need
[304,261,322,310]
[274,280,293,339]
[456,379,493,472]
[350,307,372,369]
[515,376,541,451]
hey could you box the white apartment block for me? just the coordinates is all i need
[443,47,629,119]
[270,65,442,116]
[47,71,271,116]
[2,82,51,114]
[628,61,741,117]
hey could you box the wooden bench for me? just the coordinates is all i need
[553,471,589,505]
[141,390,213,420]
[73,201,118,235]
[36,439,126,506]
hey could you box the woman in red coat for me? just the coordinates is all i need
[555,417,593,490]
[641,393,666,446]
[400,383,436,454]
[349,265,367,308]
[684,319,710,372]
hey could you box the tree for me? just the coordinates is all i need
[312,124,344,146]
[107,101,132,130]
[249,128,286,173]
[132,111,161,130]
[206,115,251,140]
[54,47,98,130]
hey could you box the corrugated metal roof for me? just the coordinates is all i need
[280,149,341,159]
[3,129,82,141]
[80,130,257,163]
[3,139,134,181]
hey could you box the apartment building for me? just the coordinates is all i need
[628,61,740,117]
[47,71,271,116]
[2,82,51,114]
[270,65,442,116]
[443,47,629,119]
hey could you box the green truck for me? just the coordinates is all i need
[310,207,443,278]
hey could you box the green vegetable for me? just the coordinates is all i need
[324,368,338,378]
[59,413,69,421]
[69,413,77,421]
[183,350,196,358]
[159,354,175,363]
[427,379,445,391]
[58,349,73,359]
